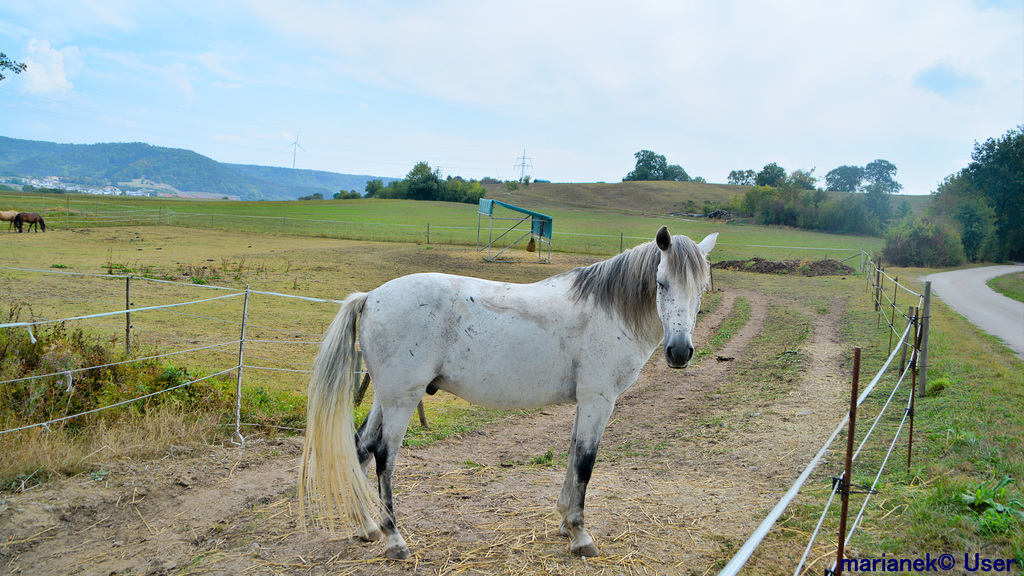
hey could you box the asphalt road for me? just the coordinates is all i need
[923,265,1024,359]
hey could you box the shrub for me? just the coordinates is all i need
[882,217,965,267]
[0,309,233,432]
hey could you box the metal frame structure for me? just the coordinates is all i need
[476,199,552,263]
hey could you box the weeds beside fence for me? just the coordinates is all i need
[0,268,342,453]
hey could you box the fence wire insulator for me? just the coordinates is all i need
[830,476,879,496]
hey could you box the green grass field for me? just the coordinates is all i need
[1,187,885,260]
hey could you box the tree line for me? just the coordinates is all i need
[321,161,487,204]
[625,129,1021,267]
[900,125,1023,265]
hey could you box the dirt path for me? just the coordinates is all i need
[1,290,850,575]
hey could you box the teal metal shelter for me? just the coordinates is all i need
[477,199,552,262]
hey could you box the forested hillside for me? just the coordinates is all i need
[0,136,391,200]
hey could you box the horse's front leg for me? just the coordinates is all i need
[556,397,615,557]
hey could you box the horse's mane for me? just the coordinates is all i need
[567,236,710,338]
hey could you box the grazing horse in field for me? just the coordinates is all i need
[300,226,718,559]
[14,212,45,233]
[0,210,18,231]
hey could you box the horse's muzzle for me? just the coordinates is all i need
[664,337,694,369]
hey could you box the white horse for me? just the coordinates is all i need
[301,226,718,559]
[0,210,18,231]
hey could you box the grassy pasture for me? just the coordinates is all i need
[1,188,884,261]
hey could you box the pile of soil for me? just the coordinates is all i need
[713,257,856,276]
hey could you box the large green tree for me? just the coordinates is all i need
[363,179,384,198]
[824,165,865,192]
[404,161,443,200]
[755,162,787,187]
[0,52,27,81]
[623,150,690,182]
[931,126,1023,260]
[727,169,756,186]
[863,159,902,194]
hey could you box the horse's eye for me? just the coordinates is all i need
[657,280,668,290]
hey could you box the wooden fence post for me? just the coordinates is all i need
[125,276,132,356]
[887,276,898,355]
[233,285,251,447]
[900,306,913,374]
[918,282,932,398]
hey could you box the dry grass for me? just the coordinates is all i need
[0,407,224,491]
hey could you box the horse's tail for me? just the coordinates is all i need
[299,291,378,533]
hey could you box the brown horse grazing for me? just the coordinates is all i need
[14,212,45,233]
[0,210,18,231]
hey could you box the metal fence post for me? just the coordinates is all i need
[834,347,861,576]
[908,306,921,471]
[233,285,251,447]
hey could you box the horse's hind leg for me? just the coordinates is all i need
[353,402,384,542]
[374,396,421,559]
[556,398,615,557]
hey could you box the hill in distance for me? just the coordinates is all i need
[0,136,394,201]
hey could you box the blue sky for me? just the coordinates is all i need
[1,0,1021,195]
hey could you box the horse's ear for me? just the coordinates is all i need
[697,232,718,255]
[655,226,671,251]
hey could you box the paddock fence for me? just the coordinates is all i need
[718,250,932,575]
[0,266,350,446]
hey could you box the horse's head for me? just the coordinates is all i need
[654,227,717,368]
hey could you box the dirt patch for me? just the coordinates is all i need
[0,282,851,575]
[713,257,855,277]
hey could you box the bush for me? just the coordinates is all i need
[882,217,965,267]
[0,307,233,431]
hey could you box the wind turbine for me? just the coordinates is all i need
[289,131,305,169]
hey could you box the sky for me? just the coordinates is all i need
[0,0,1021,195]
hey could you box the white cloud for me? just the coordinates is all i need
[21,39,80,96]
[163,61,197,101]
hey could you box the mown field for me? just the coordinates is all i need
[0,188,1020,573]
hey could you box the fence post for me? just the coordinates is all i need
[918,282,931,398]
[875,269,883,328]
[908,306,921,471]
[620,232,624,254]
[900,306,913,374]
[125,276,132,356]
[233,285,251,447]
[887,276,898,356]
[426,223,430,244]
[834,347,862,576]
